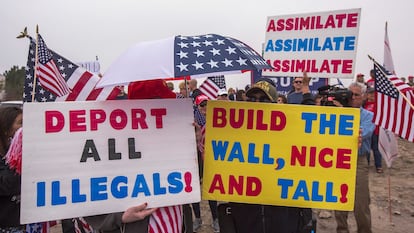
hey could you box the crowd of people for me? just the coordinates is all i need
[1,70,388,233]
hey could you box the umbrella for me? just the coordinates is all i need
[97,34,272,87]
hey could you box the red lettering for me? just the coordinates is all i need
[246,109,254,129]
[90,109,106,131]
[266,19,276,32]
[229,108,244,129]
[342,60,353,73]
[319,59,330,73]
[69,110,86,132]
[270,111,286,130]
[336,148,351,169]
[209,174,225,194]
[335,14,346,28]
[325,14,335,28]
[151,108,166,128]
[319,148,333,168]
[256,110,267,130]
[346,13,358,27]
[110,109,127,130]
[212,108,226,127]
[131,109,148,129]
[228,175,243,195]
[246,177,262,196]
[45,110,64,133]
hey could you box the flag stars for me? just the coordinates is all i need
[177,62,189,72]
[191,41,201,47]
[207,59,219,69]
[222,58,233,67]
[236,57,248,66]
[215,39,225,45]
[202,40,213,46]
[57,58,63,63]
[192,61,204,70]
[178,42,188,49]
[193,49,205,57]
[225,46,237,54]
[209,48,221,56]
[177,50,188,59]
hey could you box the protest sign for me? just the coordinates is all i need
[263,8,361,78]
[21,99,200,223]
[202,101,360,211]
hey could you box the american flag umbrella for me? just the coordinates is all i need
[97,34,272,87]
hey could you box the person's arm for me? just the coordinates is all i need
[84,203,156,232]
[0,159,21,195]
[301,72,315,105]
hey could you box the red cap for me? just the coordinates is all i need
[128,79,176,99]
[357,73,364,77]
[195,94,209,105]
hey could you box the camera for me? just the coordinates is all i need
[317,85,352,107]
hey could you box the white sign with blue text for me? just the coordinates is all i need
[21,99,200,223]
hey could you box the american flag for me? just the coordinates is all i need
[24,36,120,102]
[199,75,226,100]
[373,62,414,142]
[174,34,270,77]
[35,35,71,97]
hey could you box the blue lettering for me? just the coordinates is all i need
[168,172,183,194]
[153,173,167,195]
[72,179,87,203]
[320,114,336,135]
[91,177,108,201]
[132,174,151,197]
[37,182,46,207]
[326,182,338,202]
[228,142,245,162]
[275,39,283,51]
[111,176,128,199]
[247,143,259,164]
[277,178,293,199]
[292,180,310,200]
[262,144,274,164]
[339,115,354,135]
[265,40,274,52]
[302,112,317,133]
[51,181,66,205]
[344,36,355,50]
[311,181,323,202]
[212,140,229,160]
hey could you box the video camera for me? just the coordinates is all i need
[317,85,352,107]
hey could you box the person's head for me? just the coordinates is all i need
[277,94,287,104]
[348,82,366,108]
[178,81,189,97]
[356,73,365,83]
[128,79,176,99]
[166,82,174,91]
[195,94,208,115]
[0,106,23,153]
[217,89,229,100]
[246,78,278,103]
[400,77,406,83]
[370,69,376,78]
[314,94,323,106]
[228,88,235,94]
[366,87,375,102]
[292,77,303,92]
[408,76,414,82]
[236,89,247,101]
[189,79,198,91]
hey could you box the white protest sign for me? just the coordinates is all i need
[21,99,200,223]
[263,8,361,78]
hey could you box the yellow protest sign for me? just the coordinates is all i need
[202,101,360,211]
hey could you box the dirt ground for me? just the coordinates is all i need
[50,138,413,233]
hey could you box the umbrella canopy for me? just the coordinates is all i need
[97,34,272,87]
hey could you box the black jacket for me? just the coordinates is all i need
[0,158,21,227]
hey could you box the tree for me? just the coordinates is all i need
[3,65,25,101]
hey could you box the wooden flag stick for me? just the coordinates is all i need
[32,25,39,102]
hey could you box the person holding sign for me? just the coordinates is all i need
[84,79,183,233]
[0,107,23,232]
[334,82,375,233]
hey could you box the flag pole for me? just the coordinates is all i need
[32,25,40,102]
[368,55,414,110]
[388,169,392,223]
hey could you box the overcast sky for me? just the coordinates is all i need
[1,0,413,89]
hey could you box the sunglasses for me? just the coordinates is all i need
[294,81,303,84]
[247,96,271,103]
[199,102,207,107]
